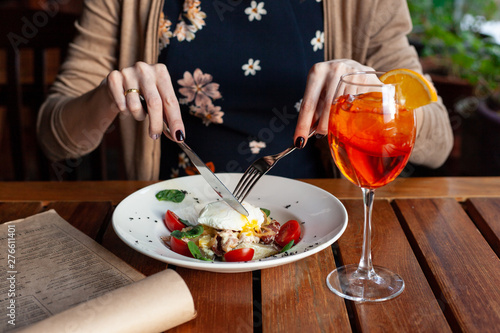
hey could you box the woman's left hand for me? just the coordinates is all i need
[293,59,374,148]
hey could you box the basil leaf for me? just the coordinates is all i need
[186,225,204,237]
[179,217,192,227]
[155,189,186,203]
[170,230,184,239]
[171,225,204,239]
[188,241,211,261]
[280,240,294,253]
[260,208,271,217]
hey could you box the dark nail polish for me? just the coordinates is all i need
[175,130,185,141]
[294,136,305,149]
[315,133,326,139]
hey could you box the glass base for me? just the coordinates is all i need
[326,264,404,302]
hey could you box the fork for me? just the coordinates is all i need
[233,127,318,202]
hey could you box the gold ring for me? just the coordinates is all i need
[124,88,141,96]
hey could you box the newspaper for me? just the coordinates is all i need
[0,210,196,332]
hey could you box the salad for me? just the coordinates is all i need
[158,190,302,262]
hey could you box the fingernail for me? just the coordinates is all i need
[175,130,185,141]
[315,133,326,139]
[294,136,305,149]
[150,133,160,140]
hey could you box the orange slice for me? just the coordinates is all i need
[379,68,438,109]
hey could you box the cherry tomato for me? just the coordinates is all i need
[164,210,186,232]
[170,236,192,257]
[224,248,255,262]
[275,220,301,247]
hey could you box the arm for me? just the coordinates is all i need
[363,0,453,168]
[37,0,120,161]
[294,0,453,169]
[37,0,184,162]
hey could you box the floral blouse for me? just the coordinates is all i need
[158,0,325,179]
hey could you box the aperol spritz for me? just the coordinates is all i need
[326,71,418,302]
[329,92,416,189]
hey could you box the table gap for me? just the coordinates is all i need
[94,203,114,244]
[461,200,500,259]
[331,242,361,333]
[252,270,263,333]
[390,200,462,332]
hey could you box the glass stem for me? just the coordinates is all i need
[358,187,375,276]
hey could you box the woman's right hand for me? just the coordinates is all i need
[103,61,185,142]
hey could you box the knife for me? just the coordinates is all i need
[139,95,249,216]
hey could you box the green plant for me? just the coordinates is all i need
[408,0,500,103]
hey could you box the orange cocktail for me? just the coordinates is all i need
[327,70,434,302]
[328,92,416,189]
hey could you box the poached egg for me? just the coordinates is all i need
[197,201,265,232]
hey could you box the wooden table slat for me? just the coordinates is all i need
[261,249,351,332]
[1,177,500,204]
[46,201,113,240]
[0,181,155,205]
[338,199,451,332]
[0,201,44,223]
[302,177,500,200]
[394,198,500,333]
[464,197,500,257]
[171,268,254,333]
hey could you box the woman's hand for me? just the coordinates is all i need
[293,59,374,148]
[104,61,185,142]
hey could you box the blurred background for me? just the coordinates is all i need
[0,0,499,181]
[407,0,500,178]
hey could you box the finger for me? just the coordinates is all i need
[155,64,185,142]
[317,103,331,137]
[137,76,164,139]
[122,68,146,121]
[106,70,127,113]
[294,64,326,148]
[344,83,359,98]
[354,72,383,95]
[315,77,337,136]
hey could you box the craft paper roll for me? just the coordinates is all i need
[17,269,196,333]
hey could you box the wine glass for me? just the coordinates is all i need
[326,71,416,302]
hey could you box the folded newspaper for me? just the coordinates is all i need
[0,210,196,332]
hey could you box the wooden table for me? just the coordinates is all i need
[1,177,499,332]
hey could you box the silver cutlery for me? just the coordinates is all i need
[140,95,249,216]
[233,127,318,202]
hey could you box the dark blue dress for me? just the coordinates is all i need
[158,0,325,179]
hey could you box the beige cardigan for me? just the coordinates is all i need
[37,0,453,180]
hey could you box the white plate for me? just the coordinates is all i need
[112,173,348,273]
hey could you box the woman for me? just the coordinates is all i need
[37,0,453,180]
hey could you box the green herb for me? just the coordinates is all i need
[280,240,294,253]
[260,208,271,217]
[171,225,204,239]
[179,217,192,227]
[155,189,186,203]
[188,241,211,261]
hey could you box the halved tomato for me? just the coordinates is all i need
[164,210,186,232]
[224,248,255,262]
[275,220,301,247]
[170,236,192,257]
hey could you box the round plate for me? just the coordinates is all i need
[112,173,348,273]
